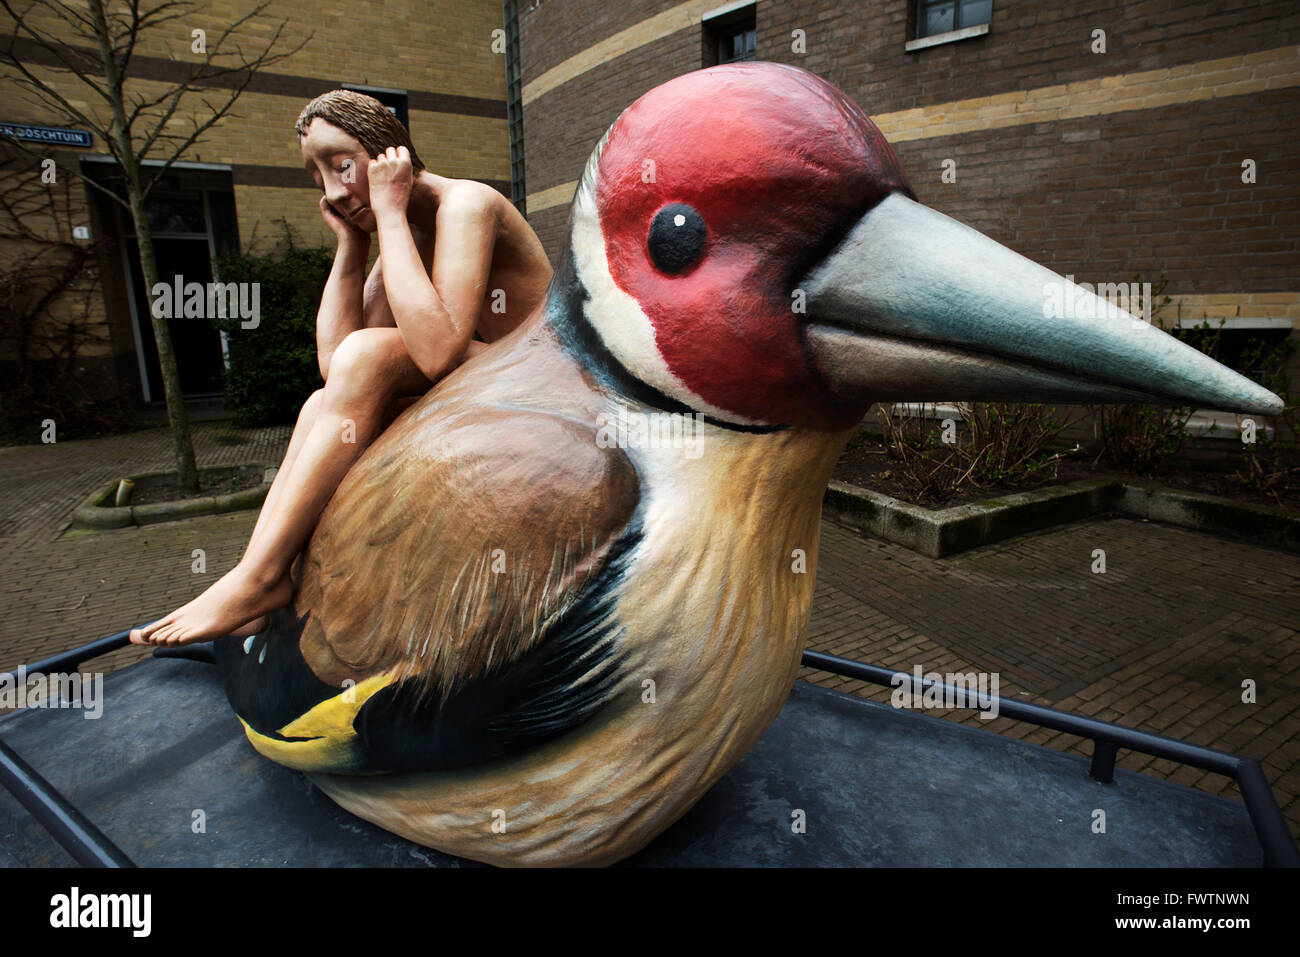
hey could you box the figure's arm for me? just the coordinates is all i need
[367,147,496,382]
[361,257,397,329]
[316,196,371,382]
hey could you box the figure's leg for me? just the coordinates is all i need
[244,388,325,562]
[228,386,415,639]
[354,339,483,432]
[130,329,432,646]
[221,388,326,639]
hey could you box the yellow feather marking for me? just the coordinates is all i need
[236,671,397,774]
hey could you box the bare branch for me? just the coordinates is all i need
[136,20,308,164]
[0,66,113,142]
[140,85,255,190]
[46,0,100,41]
[125,0,197,74]
[134,0,195,31]
[0,139,132,211]
[132,80,190,155]
[121,77,205,131]
[117,0,142,73]
[0,0,117,106]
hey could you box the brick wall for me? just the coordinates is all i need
[514,0,1299,454]
[759,1,1300,114]
[887,96,1299,293]
[520,27,701,257]
[518,1,1300,294]
[2,0,511,410]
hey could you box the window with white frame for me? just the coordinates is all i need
[916,0,992,38]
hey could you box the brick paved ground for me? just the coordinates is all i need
[2,421,1297,842]
[800,517,1300,841]
[0,422,290,677]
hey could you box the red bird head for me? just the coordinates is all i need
[557,63,1282,432]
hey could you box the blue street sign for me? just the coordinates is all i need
[0,123,93,147]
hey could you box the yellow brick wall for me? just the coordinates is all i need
[5,88,506,184]
[1,0,509,389]
[0,165,109,363]
[7,0,506,98]
[235,185,330,252]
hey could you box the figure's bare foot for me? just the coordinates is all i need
[128,564,293,647]
[229,616,269,639]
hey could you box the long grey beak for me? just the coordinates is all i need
[802,193,1284,415]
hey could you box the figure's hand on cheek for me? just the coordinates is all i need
[367,146,413,219]
[320,195,368,244]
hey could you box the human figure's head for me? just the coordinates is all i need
[297,90,425,231]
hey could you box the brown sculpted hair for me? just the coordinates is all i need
[295,90,426,171]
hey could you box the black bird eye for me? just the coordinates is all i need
[647,203,706,275]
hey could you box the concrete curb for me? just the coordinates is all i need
[824,478,1300,557]
[72,465,271,531]
[1117,483,1300,553]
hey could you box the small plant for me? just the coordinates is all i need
[1233,334,1298,506]
[956,401,1084,486]
[876,401,1082,505]
[875,403,953,503]
[1087,274,1224,475]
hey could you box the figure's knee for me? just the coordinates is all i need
[299,388,325,424]
[324,331,404,408]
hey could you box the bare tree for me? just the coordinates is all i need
[0,0,307,492]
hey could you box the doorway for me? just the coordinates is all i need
[83,161,240,403]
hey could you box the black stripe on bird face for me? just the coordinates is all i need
[549,221,786,436]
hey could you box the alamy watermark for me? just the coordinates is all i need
[0,667,103,719]
[151,274,260,329]
[50,887,150,936]
[596,402,705,458]
[891,664,1000,720]
[1043,275,1151,329]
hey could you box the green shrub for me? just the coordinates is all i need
[1087,274,1223,475]
[211,224,329,426]
[876,401,1083,505]
[1235,333,1298,505]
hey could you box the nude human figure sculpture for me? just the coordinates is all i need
[129,90,552,648]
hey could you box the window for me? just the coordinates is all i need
[916,0,992,38]
[1176,324,1294,389]
[341,84,409,130]
[718,24,756,63]
[703,2,756,67]
[80,159,239,402]
[1180,324,1294,438]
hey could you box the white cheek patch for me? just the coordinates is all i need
[569,184,764,427]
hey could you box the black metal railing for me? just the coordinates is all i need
[802,648,1299,868]
[0,737,134,867]
[0,631,1295,867]
[0,626,136,867]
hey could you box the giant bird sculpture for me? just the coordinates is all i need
[210,63,1283,866]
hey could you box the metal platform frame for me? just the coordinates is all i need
[2,629,1296,868]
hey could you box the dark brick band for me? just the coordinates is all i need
[3,37,506,119]
[231,163,509,196]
